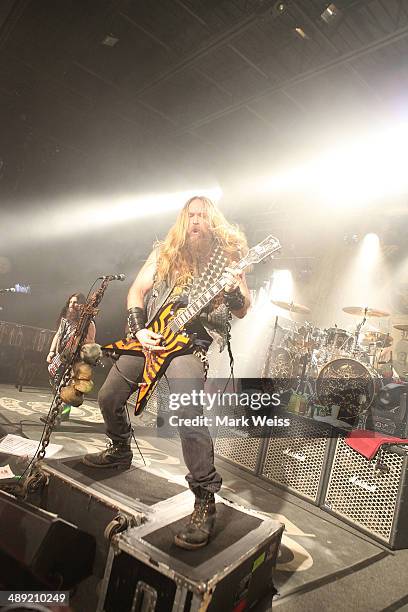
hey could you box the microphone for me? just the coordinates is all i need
[99,274,126,281]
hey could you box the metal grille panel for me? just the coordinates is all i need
[214,408,264,473]
[323,437,408,544]
[129,377,170,417]
[261,417,332,502]
[145,387,158,415]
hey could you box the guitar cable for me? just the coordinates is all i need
[125,407,147,467]
[220,315,236,397]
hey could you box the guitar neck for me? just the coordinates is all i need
[168,235,281,334]
[169,260,247,333]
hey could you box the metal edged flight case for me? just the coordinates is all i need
[97,490,284,612]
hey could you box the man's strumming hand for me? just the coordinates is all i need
[136,328,164,352]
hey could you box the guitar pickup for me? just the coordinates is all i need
[138,382,148,388]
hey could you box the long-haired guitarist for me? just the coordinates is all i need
[83,196,250,549]
[46,293,96,421]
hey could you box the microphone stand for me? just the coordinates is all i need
[46,277,113,434]
[353,307,368,355]
[24,277,120,481]
[261,316,279,379]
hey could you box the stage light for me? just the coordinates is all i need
[356,233,381,276]
[100,187,223,224]
[270,270,294,302]
[294,27,308,40]
[360,233,380,257]
[257,122,408,208]
[338,230,388,325]
[2,186,223,249]
[102,34,119,47]
[321,4,341,25]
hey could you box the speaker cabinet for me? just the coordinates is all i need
[214,405,266,475]
[259,414,334,504]
[0,490,96,588]
[321,436,408,549]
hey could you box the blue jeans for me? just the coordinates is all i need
[98,353,222,493]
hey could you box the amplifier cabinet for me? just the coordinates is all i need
[321,436,408,549]
[215,424,265,475]
[259,414,334,504]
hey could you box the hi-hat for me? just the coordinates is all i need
[342,306,390,318]
[394,324,408,332]
[271,300,311,314]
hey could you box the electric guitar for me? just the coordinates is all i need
[103,235,281,414]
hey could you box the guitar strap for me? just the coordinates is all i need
[188,241,233,354]
[187,240,228,302]
[147,241,235,354]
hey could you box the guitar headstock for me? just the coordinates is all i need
[242,235,281,267]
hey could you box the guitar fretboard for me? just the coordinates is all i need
[169,260,247,333]
[167,235,281,334]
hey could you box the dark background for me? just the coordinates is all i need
[1,0,408,343]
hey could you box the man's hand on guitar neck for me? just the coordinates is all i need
[223,264,244,293]
[222,261,251,318]
[135,328,164,352]
[46,351,55,364]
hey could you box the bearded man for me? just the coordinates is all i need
[83,196,250,549]
[44,292,96,424]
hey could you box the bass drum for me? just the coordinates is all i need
[316,358,380,425]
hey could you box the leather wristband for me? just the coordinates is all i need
[127,307,146,338]
[223,287,245,310]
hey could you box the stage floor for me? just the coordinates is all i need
[1,383,408,612]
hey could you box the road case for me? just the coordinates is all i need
[97,490,283,611]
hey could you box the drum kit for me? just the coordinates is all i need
[262,301,394,424]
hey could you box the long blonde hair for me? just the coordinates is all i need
[155,196,248,284]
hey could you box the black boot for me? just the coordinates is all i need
[174,489,216,550]
[82,439,133,468]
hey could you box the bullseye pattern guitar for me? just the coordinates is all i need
[103,235,281,414]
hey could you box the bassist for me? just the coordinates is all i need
[46,293,96,422]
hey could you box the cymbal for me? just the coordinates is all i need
[394,324,408,332]
[271,300,311,314]
[342,306,390,318]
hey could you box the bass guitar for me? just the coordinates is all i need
[48,325,77,383]
[103,235,281,415]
